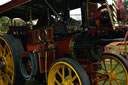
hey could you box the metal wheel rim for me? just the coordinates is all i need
[48,62,82,85]
[0,37,14,85]
[96,55,128,85]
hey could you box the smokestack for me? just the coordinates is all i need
[81,0,88,31]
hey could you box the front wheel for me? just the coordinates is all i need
[0,35,25,85]
[48,58,90,85]
[96,53,128,85]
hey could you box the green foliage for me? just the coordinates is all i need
[123,0,128,13]
[0,16,9,32]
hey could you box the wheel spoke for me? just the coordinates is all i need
[57,71,63,78]
[96,72,105,76]
[3,49,12,63]
[55,78,61,85]
[4,75,9,85]
[109,81,113,85]
[5,51,11,58]
[103,59,107,72]
[3,45,7,57]
[115,70,125,75]
[0,48,3,57]
[110,59,112,72]
[0,72,4,79]
[101,67,106,71]
[115,80,120,85]
[6,56,14,68]
[103,80,107,85]
[69,68,72,80]
[6,74,11,83]
[62,66,65,82]
[6,67,14,75]
[112,63,119,72]
[96,72,108,82]
[71,75,77,82]
[0,44,4,52]
[5,57,12,65]
[115,78,126,81]
[96,73,108,83]
[113,80,117,85]
[97,77,108,82]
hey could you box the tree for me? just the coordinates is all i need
[0,16,9,32]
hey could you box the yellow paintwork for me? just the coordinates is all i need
[0,37,14,85]
[48,62,82,85]
[97,55,128,85]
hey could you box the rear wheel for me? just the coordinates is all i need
[0,35,25,85]
[96,53,128,85]
[48,58,90,85]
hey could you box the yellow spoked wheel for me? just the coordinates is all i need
[0,36,14,85]
[48,58,90,85]
[0,35,25,85]
[96,53,128,85]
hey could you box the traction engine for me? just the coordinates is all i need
[0,0,128,85]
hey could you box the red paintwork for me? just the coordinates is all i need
[127,58,128,62]
[39,52,55,72]
[0,0,31,13]
[38,43,55,72]
[26,29,47,45]
[34,30,41,42]
[54,36,74,58]
[88,29,97,37]
[46,27,53,41]
[27,45,38,51]
[22,52,28,57]
[117,0,124,8]
[27,30,41,44]
[38,28,55,73]
[117,0,127,24]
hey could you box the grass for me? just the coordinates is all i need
[97,63,126,85]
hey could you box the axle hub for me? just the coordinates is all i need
[107,72,116,81]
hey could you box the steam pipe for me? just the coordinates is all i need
[81,0,88,31]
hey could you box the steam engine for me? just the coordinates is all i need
[0,0,128,85]
[6,3,127,81]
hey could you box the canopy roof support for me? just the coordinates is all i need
[0,0,31,14]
